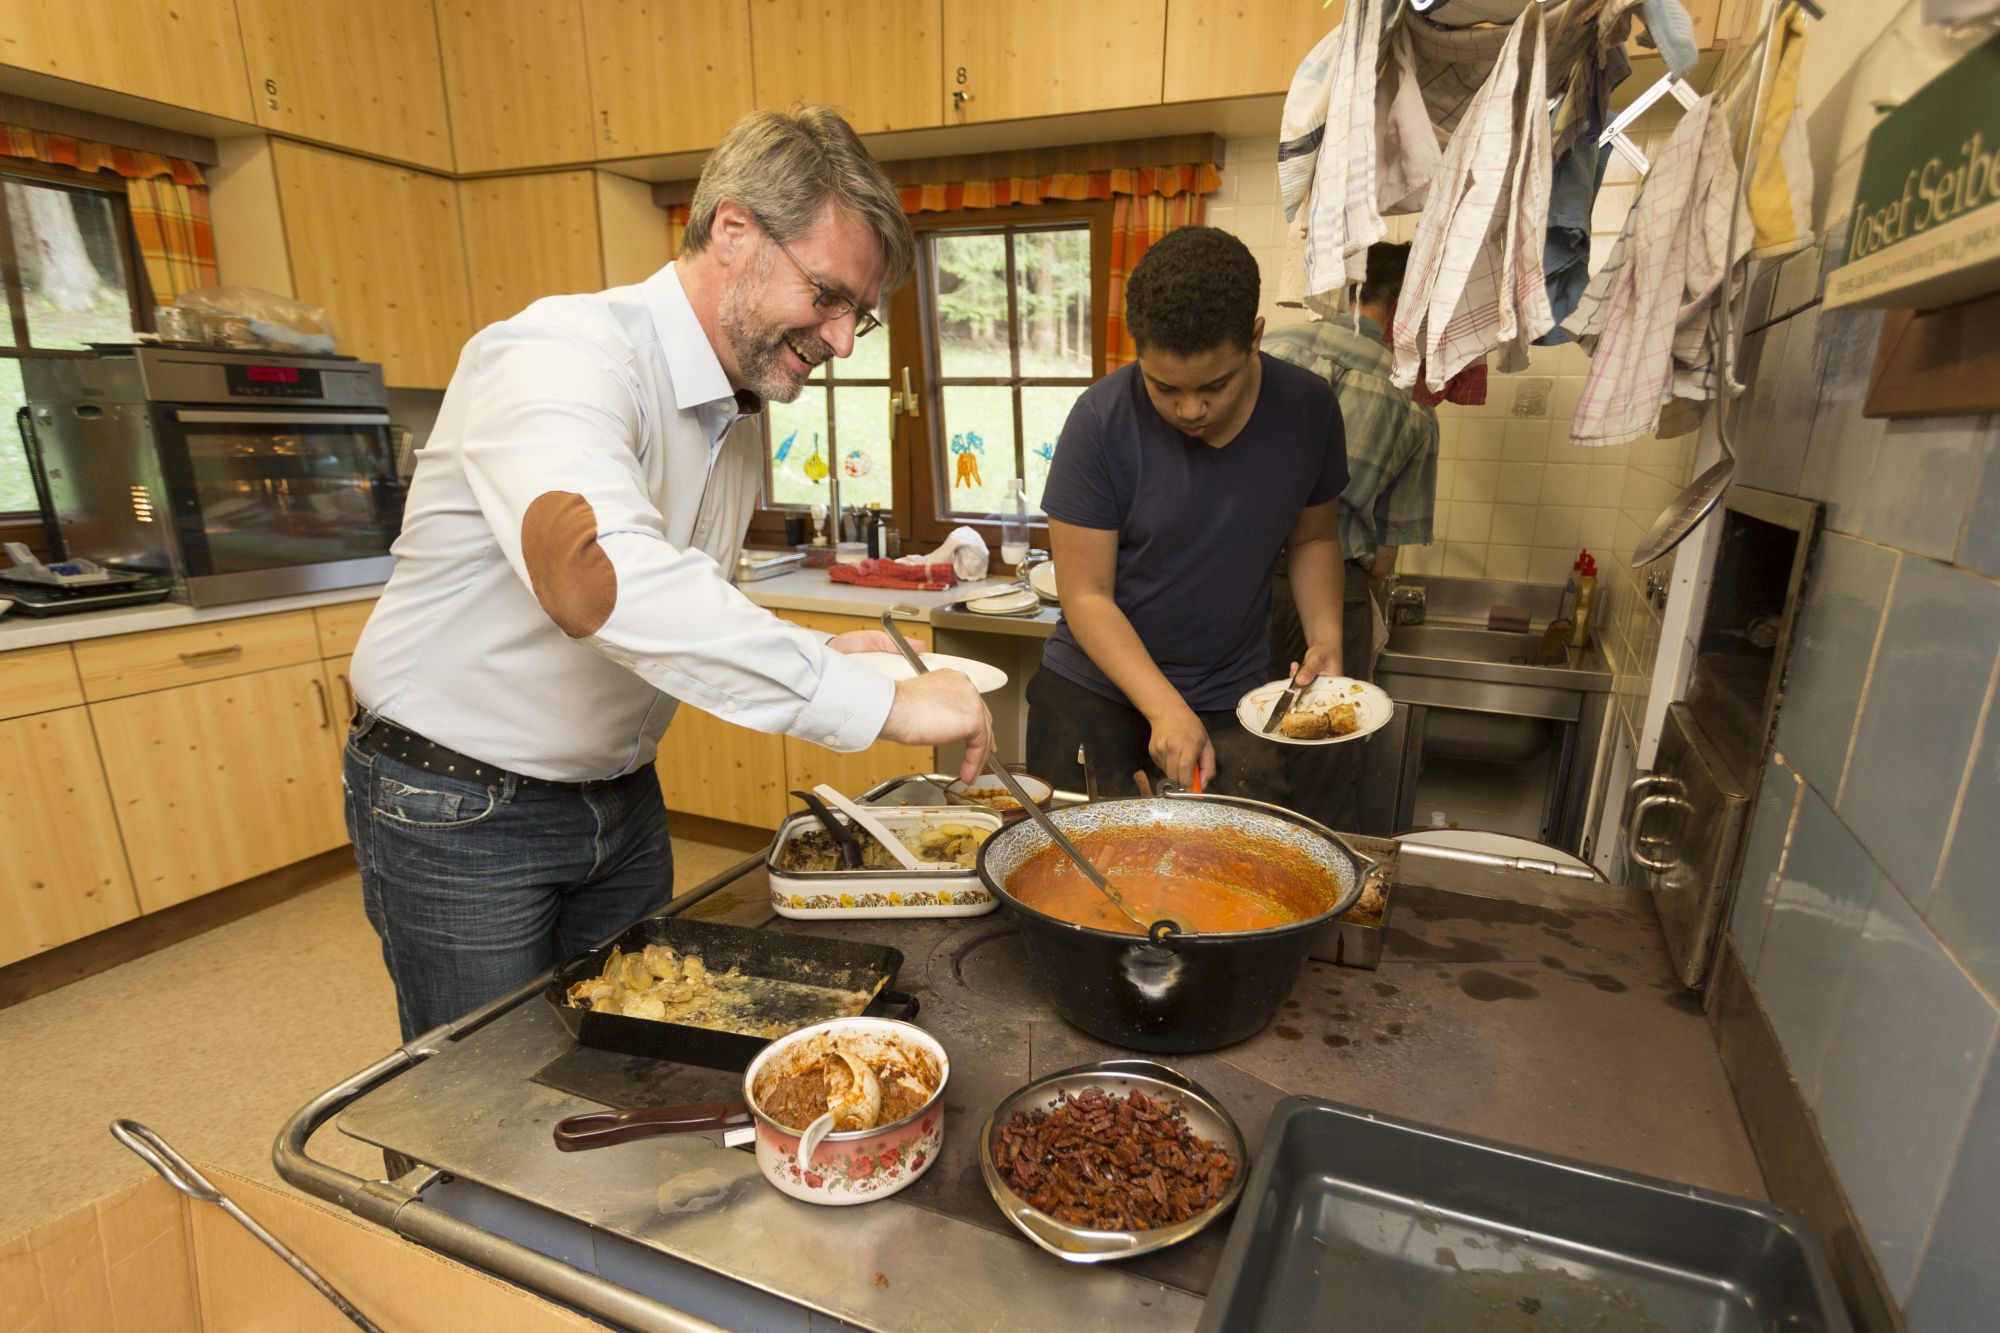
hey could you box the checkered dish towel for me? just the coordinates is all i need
[1391,2,1552,390]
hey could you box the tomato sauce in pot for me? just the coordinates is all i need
[1004,825,1331,935]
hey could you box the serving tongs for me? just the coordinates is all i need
[878,611,1186,941]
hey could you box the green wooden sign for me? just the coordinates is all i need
[1829,33,2000,310]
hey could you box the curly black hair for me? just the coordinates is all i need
[1124,226,1261,356]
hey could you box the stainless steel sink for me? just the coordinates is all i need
[1363,595,1616,853]
[1385,623,1556,666]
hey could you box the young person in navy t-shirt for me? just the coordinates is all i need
[1026,227,1350,804]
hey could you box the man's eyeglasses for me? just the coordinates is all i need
[756,217,881,338]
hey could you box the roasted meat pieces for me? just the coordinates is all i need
[993,1088,1237,1231]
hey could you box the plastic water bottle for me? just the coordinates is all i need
[1000,477,1030,567]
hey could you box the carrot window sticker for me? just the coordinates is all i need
[950,431,985,489]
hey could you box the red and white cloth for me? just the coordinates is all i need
[1391,3,1552,391]
[1562,94,1749,445]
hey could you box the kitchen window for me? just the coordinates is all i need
[748,201,1110,550]
[0,162,148,549]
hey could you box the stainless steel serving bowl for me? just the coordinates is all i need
[978,1059,1248,1263]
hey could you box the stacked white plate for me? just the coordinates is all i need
[965,585,1040,616]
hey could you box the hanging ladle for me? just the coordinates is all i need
[877,611,1185,941]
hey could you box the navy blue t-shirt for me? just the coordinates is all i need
[1039,354,1348,712]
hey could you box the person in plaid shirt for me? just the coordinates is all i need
[1264,242,1439,832]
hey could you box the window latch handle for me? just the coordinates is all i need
[897,367,921,419]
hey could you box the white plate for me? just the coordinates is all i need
[1027,561,1059,602]
[1237,676,1394,745]
[849,651,1008,694]
[966,586,1040,615]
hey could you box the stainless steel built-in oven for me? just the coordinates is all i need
[21,346,403,606]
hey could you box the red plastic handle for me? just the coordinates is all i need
[551,1100,753,1152]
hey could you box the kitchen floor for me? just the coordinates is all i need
[0,836,757,1241]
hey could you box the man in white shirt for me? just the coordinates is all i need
[346,107,994,1039]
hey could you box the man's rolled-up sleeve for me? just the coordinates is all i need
[456,322,895,752]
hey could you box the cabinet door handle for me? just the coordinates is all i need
[178,644,243,666]
[336,672,354,718]
[309,677,331,730]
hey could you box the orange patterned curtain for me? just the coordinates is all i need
[0,124,217,301]
[901,164,1218,371]
[664,164,1219,368]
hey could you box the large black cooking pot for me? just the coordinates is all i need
[975,791,1372,1053]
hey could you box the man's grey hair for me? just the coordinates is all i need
[684,105,914,293]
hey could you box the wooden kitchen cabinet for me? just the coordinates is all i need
[0,0,254,122]
[583,0,757,158]
[90,662,349,913]
[0,643,83,720]
[749,0,943,134]
[0,707,141,968]
[941,0,1165,125]
[234,0,454,171]
[272,140,474,389]
[1164,0,1340,102]
[313,599,378,660]
[458,171,605,329]
[436,0,597,172]
[72,609,318,702]
[655,702,789,829]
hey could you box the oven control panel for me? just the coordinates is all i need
[224,363,325,398]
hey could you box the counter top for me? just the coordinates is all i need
[0,582,386,651]
[733,566,1023,621]
[316,842,1762,1331]
[0,567,1033,655]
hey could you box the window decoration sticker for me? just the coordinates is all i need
[951,430,985,489]
[802,434,828,483]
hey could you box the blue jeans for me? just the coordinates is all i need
[343,718,673,1040]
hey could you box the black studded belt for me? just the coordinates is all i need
[352,712,645,791]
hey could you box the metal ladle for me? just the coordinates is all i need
[876,611,1184,941]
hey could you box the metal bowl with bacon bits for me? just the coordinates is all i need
[978,1059,1247,1263]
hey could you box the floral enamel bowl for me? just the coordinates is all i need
[744,1018,949,1206]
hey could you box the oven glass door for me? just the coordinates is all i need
[156,408,405,576]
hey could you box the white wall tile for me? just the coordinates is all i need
[1492,502,1539,546]
[1485,545,1530,581]
[1458,418,1506,459]
[1497,463,1545,505]
[1534,505,1584,548]
[1504,418,1551,461]
[1542,463,1589,507]
[1443,542,1488,577]
[1581,506,1617,550]
[1529,547,1577,584]
[1585,466,1625,508]
[1455,458,1500,499]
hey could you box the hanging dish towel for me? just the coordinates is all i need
[1741,4,1814,260]
[1376,24,1443,216]
[1278,24,1345,228]
[1392,3,1551,388]
[1298,0,1387,313]
[1564,95,1746,445]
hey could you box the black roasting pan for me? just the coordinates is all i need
[544,915,908,1071]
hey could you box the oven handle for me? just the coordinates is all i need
[172,410,392,427]
[1629,793,1695,873]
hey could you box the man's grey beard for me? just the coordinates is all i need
[720,277,833,404]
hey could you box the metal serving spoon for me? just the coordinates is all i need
[877,611,1185,940]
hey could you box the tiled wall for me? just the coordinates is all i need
[1714,6,2000,1322]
